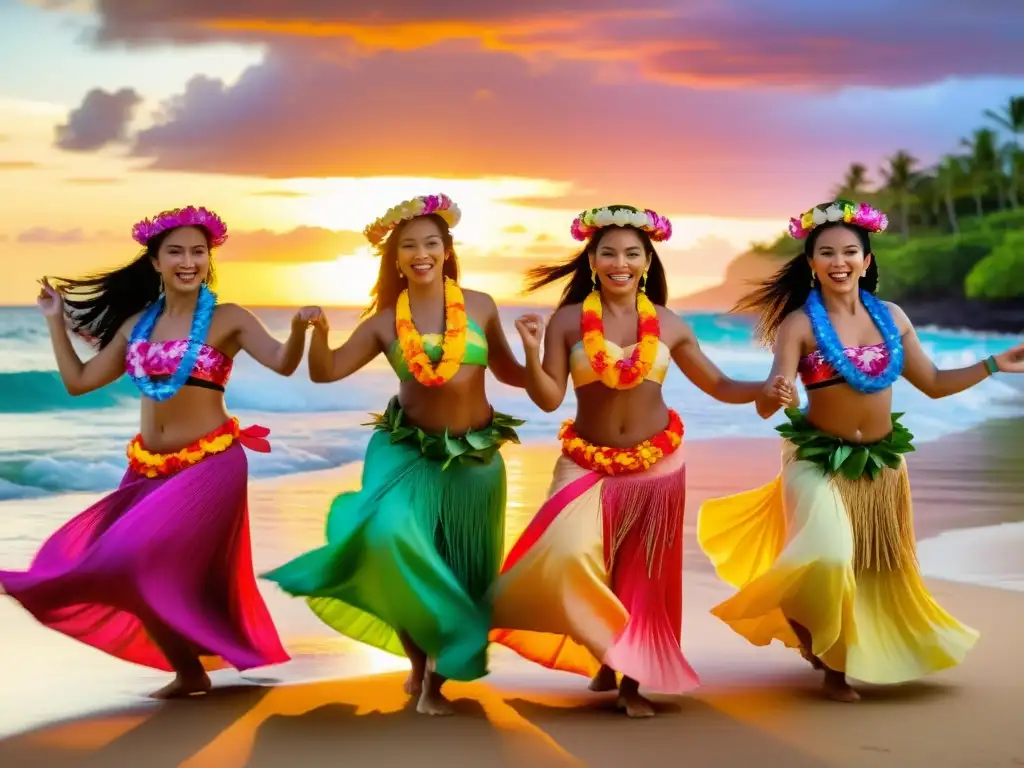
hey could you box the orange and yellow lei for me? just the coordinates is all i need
[581,290,661,389]
[395,277,468,387]
[559,410,684,475]
[127,418,242,478]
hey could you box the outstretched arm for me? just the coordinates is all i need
[668,314,763,404]
[480,293,528,388]
[515,309,570,412]
[231,304,318,376]
[38,279,127,396]
[308,312,382,383]
[890,303,1023,397]
[756,313,803,419]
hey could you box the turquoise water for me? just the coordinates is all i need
[0,305,1021,500]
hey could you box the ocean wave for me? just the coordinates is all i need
[0,440,366,500]
[0,371,139,413]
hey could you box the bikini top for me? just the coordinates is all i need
[125,339,234,392]
[798,342,890,390]
[569,338,672,390]
[386,316,489,381]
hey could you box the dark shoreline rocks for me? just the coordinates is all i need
[898,298,1024,335]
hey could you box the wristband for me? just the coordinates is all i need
[983,355,999,376]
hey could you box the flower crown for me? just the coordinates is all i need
[131,205,229,248]
[788,200,888,240]
[571,204,672,242]
[363,193,461,247]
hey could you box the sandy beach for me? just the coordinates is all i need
[2,421,1023,767]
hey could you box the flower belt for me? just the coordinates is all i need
[126,418,271,478]
[559,409,684,476]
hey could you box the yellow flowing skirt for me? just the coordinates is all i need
[696,444,978,684]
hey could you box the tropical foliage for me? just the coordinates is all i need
[752,96,1024,301]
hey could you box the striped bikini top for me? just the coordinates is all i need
[798,343,890,390]
[386,316,489,381]
[125,339,233,392]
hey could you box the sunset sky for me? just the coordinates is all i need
[1,0,1022,306]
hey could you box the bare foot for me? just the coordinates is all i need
[416,688,454,716]
[615,690,655,718]
[589,665,618,692]
[823,671,860,703]
[149,673,212,699]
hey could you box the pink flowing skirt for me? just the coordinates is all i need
[0,443,289,672]
[491,449,698,693]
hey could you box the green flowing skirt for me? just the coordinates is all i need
[262,398,523,681]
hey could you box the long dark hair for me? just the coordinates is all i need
[363,213,459,317]
[733,219,877,346]
[52,227,217,349]
[524,226,669,308]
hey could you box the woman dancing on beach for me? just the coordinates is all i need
[490,204,795,717]
[262,194,527,716]
[697,199,1024,702]
[0,206,318,698]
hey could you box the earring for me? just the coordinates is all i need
[809,272,816,288]
[640,270,649,293]
[591,269,598,290]
[396,261,403,277]
[158,275,165,295]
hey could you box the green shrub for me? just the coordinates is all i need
[964,230,1024,300]
[959,207,1024,234]
[875,230,1000,300]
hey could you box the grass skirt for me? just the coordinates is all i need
[697,441,979,684]
[491,449,699,693]
[262,399,518,682]
[0,441,289,672]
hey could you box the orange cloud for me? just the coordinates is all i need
[80,1,1024,90]
[221,226,366,262]
[0,161,41,170]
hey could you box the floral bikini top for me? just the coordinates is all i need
[385,316,489,381]
[798,342,890,390]
[125,339,234,392]
[568,338,671,389]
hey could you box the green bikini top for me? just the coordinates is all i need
[386,316,489,381]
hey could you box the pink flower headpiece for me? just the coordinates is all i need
[131,206,229,248]
[363,193,461,247]
[788,200,888,240]
[571,204,672,242]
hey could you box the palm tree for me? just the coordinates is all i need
[834,162,871,199]
[879,150,918,239]
[960,128,1001,215]
[984,95,1024,207]
[934,155,963,234]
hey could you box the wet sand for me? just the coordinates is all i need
[1,420,1023,767]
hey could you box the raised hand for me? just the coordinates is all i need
[993,343,1024,373]
[36,278,64,318]
[514,313,544,351]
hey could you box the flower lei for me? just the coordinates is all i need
[804,288,904,394]
[559,410,684,476]
[571,204,672,242]
[788,199,888,240]
[128,283,218,402]
[395,277,468,387]
[581,291,661,389]
[363,193,460,247]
